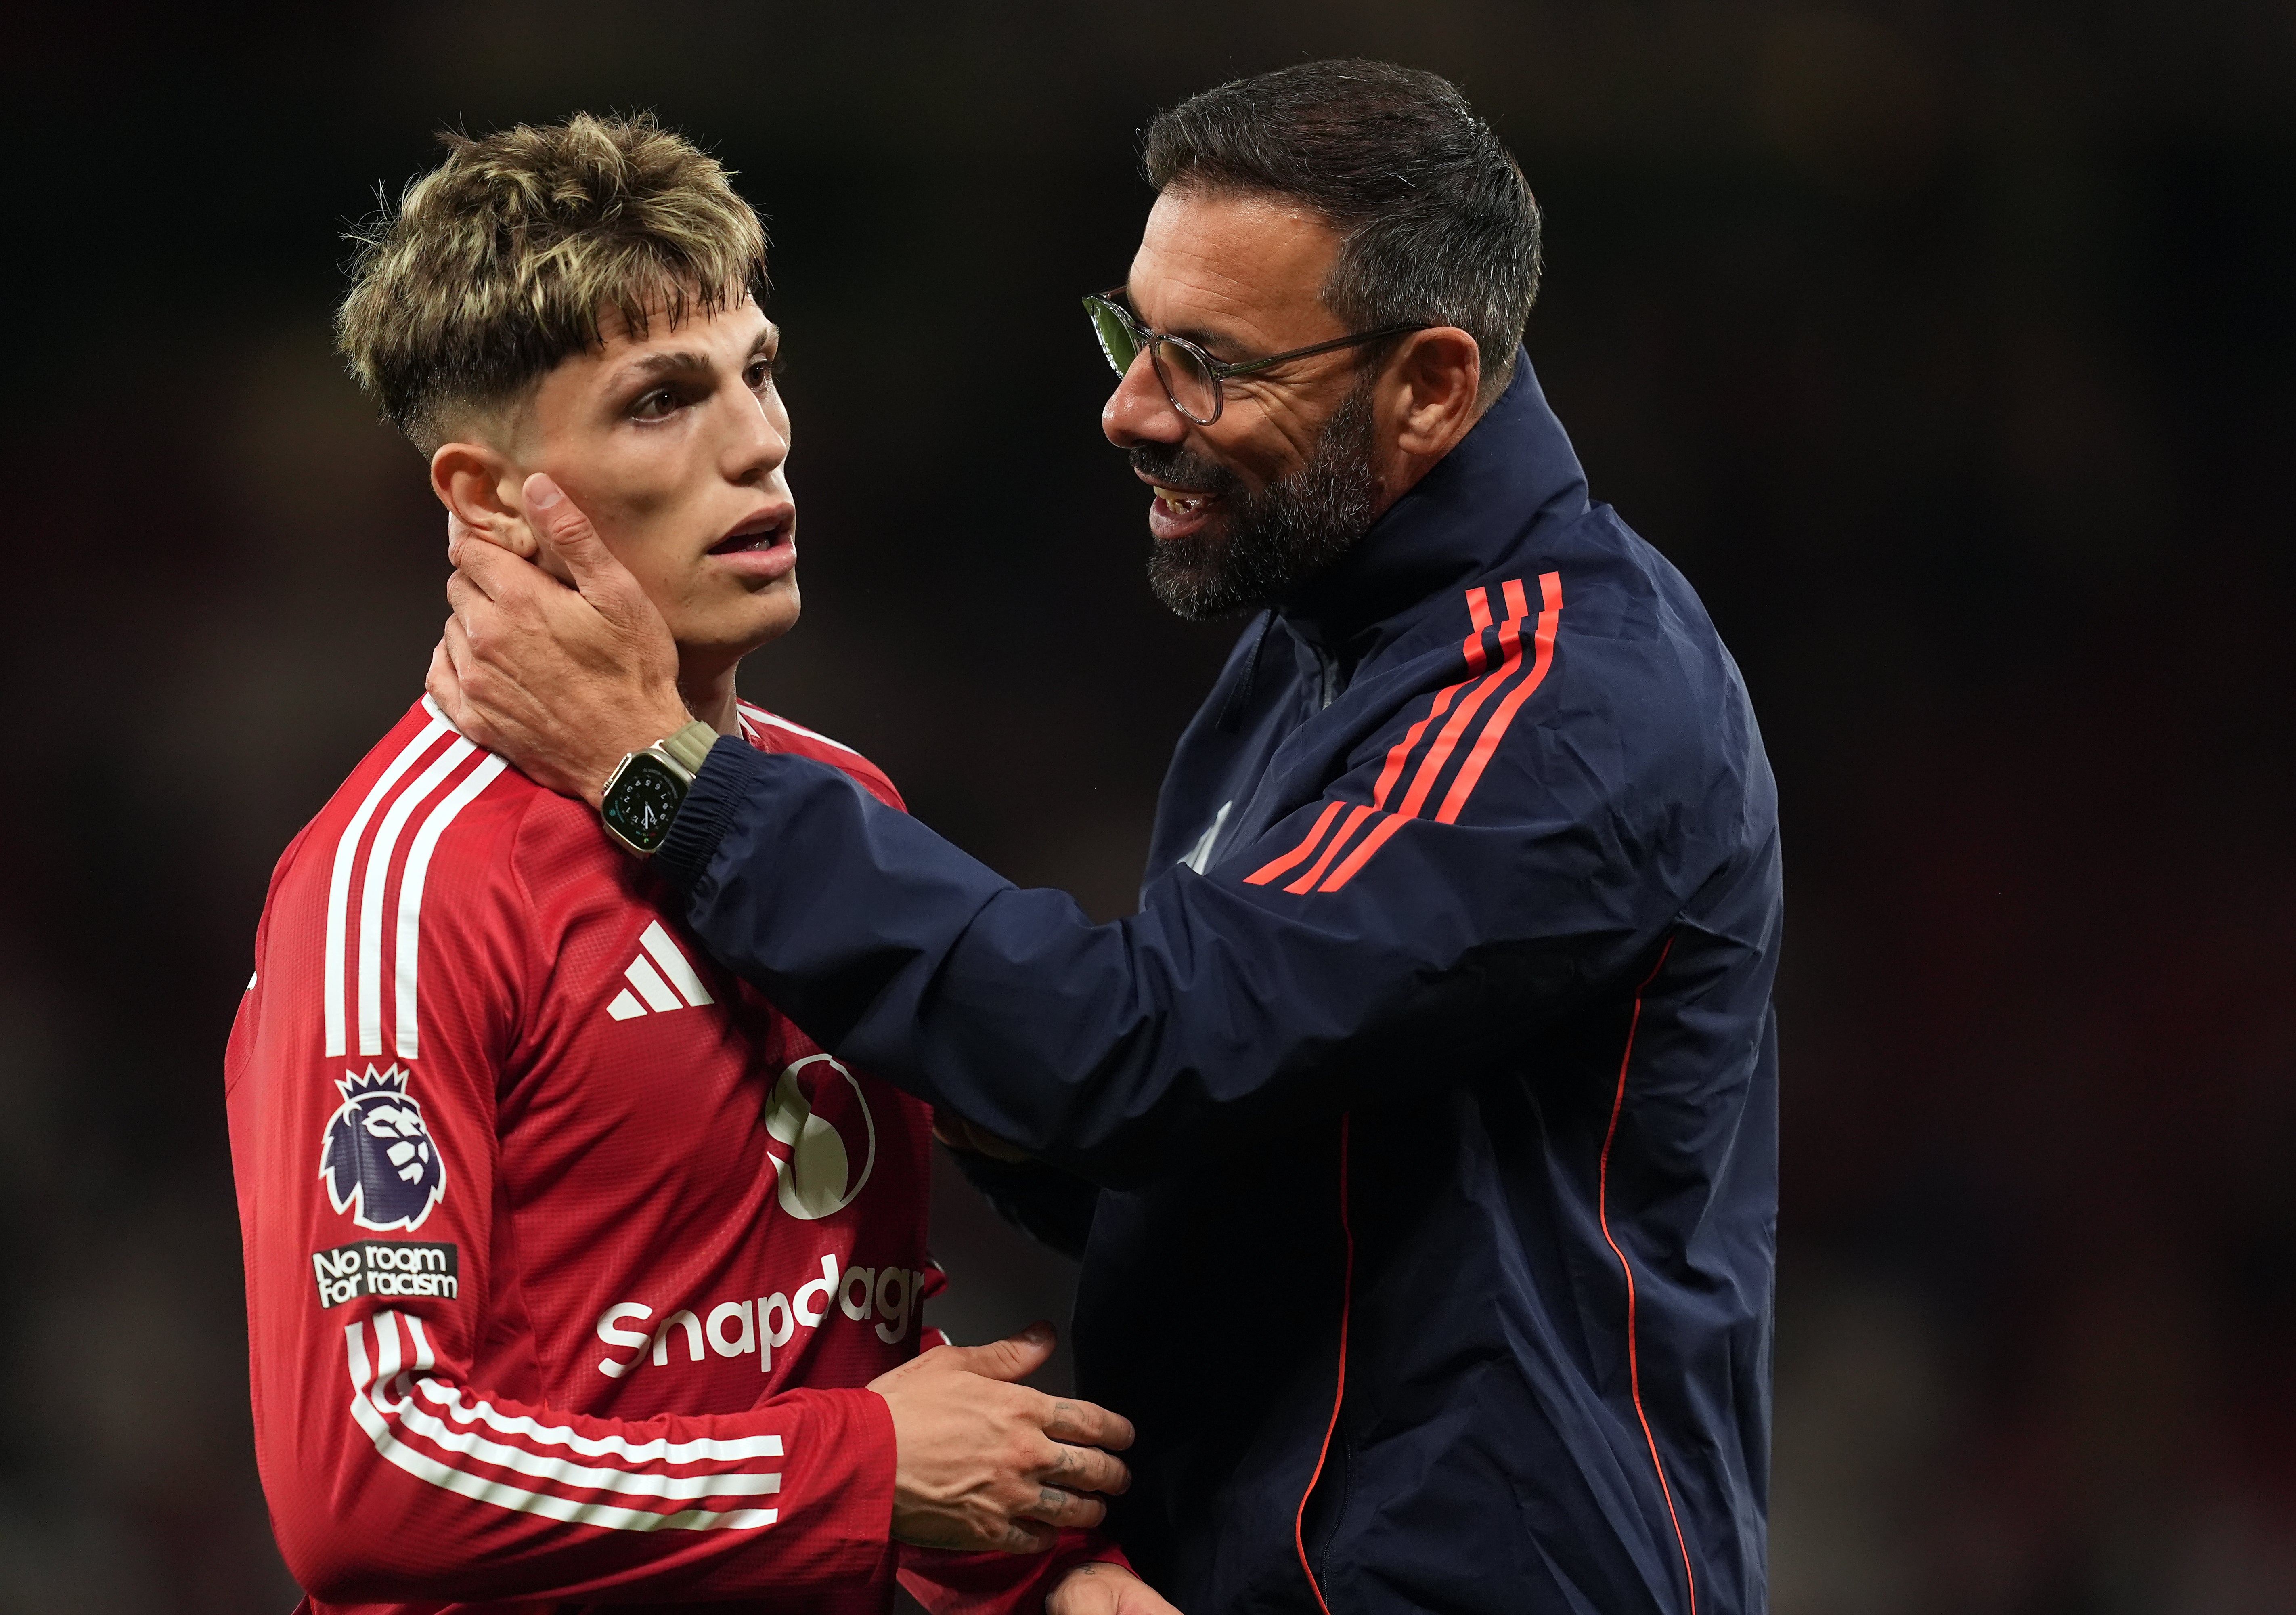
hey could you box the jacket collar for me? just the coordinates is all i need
[1276,352,1590,656]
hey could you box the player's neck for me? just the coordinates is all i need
[675,657,743,737]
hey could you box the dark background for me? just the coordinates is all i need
[4,2,2292,1610]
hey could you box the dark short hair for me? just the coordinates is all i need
[1142,60,1541,403]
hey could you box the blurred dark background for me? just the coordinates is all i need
[4,2,2292,1609]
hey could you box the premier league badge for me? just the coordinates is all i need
[320,1064,448,1232]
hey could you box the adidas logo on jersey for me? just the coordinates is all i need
[606,922,718,1021]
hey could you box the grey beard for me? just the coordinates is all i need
[1142,383,1379,622]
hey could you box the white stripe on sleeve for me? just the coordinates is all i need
[344,1313,782,1531]
[393,754,509,1059]
[357,739,474,1056]
[325,717,452,1057]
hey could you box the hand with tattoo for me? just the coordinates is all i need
[866,1322,1133,1552]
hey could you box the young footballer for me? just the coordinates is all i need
[224,114,1164,1615]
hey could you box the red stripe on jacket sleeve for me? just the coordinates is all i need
[1435,573,1563,824]
[1243,574,1564,897]
[1366,586,1496,810]
[1244,800,1348,887]
[1284,804,1381,894]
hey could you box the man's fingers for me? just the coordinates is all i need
[440,615,473,680]
[445,510,482,566]
[1042,1440,1130,1497]
[1041,1397,1136,1453]
[877,1324,1143,1563]
[1001,1520,1058,1556]
[425,637,461,718]
[444,566,484,621]
[435,618,492,740]
[450,529,534,604]
[523,474,672,647]
[1047,1563,1187,1615]
[939,1322,1057,1386]
[891,1519,1054,1556]
[1020,1484,1108,1530]
[524,474,626,597]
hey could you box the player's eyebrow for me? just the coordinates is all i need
[613,325,777,387]
[614,348,717,384]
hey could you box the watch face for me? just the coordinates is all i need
[603,755,686,852]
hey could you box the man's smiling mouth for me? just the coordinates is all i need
[1132,456,1230,541]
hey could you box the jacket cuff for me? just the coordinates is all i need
[655,735,759,892]
[942,1145,1101,1261]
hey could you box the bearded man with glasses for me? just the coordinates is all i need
[436,59,1782,1615]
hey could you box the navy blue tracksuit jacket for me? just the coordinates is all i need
[656,357,1781,1615]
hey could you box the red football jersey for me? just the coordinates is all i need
[226,697,1110,1614]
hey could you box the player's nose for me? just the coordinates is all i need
[727,384,789,484]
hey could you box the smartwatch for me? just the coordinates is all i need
[599,719,721,856]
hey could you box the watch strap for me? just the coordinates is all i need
[658,718,720,778]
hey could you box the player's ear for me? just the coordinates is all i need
[430,442,539,558]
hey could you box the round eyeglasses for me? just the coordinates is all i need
[1083,287,1427,425]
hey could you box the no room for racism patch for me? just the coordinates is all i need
[313,1239,460,1308]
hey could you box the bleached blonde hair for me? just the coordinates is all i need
[337,111,768,453]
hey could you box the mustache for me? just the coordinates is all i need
[1129,443,1243,497]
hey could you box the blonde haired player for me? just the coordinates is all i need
[227,113,1170,1615]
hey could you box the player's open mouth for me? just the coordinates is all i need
[708,508,790,554]
[705,506,798,580]
[1152,485,1205,516]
